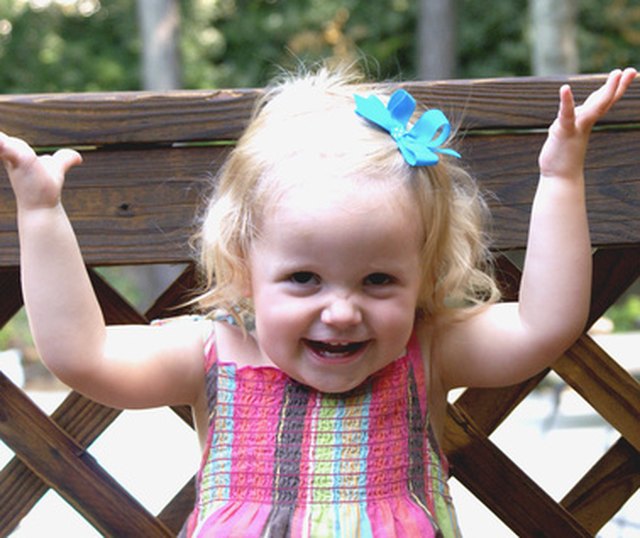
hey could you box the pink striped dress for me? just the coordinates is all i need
[180,329,461,537]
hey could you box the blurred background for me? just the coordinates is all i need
[0,0,639,536]
[0,0,638,91]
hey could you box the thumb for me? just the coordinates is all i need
[51,148,83,173]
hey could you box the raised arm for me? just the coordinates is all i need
[0,134,205,407]
[517,68,636,357]
[435,68,637,389]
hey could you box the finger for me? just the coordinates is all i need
[0,132,36,169]
[584,67,636,118]
[582,69,622,114]
[574,70,625,127]
[611,67,637,104]
[556,84,576,126]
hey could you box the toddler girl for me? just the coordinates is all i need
[0,65,635,537]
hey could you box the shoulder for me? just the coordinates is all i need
[88,315,214,409]
[422,306,488,391]
[150,314,214,357]
[427,301,555,390]
[209,316,265,367]
[415,309,486,391]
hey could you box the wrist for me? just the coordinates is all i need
[539,171,585,185]
[17,201,67,227]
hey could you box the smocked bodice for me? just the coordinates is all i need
[180,331,461,537]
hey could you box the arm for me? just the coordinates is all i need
[435,68,637,389]
[0,134,205,408]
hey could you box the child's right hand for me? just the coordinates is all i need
[0,132,82,211]
[1,131,208,412]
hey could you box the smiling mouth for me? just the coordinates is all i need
[303,339,369,359]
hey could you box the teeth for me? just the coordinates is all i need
[306,340,365,357]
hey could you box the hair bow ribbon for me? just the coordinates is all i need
[354,89,460,166]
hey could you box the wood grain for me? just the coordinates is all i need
[0,373,172,536]
[1,129,639,266]
[553,335,640,452]
[444,403,591,537]
[562,437,640,534]
[0,75,639,147]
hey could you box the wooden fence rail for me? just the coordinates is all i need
[1,74,639,536]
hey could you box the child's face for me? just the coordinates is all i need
[247,175,423,393]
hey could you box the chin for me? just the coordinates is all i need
[302,374,367,394]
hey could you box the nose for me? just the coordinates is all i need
[321,295,363,328]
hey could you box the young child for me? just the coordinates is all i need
[0,65,635,537]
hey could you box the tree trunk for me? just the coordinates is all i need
[418,0,456,80]
[134,0,184,308]
[530,0,578,75]
[136,0,181,90]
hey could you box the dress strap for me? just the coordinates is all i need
[203,326,218,372]
[406,329,429,419]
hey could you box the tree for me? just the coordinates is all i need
[417,0,456,80]
[0,0,638,93]
[530,0,579,75]
[137,0,181,90]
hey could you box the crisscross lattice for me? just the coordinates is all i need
[1,76,639,536]
[1,248,638,536]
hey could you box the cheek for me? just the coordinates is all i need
[372,295,418,338]
[385,307,417,338]
[254,294,307,343]
[380,289,419,318]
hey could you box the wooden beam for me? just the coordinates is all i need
[444,403,591,537]
[0,75,638,146]
[158,477,196,534]
[0,391,122,534]
[2,129,639,266]
[0,267,198,533]
[0,89,258,146]
[562,437,640,534]
[0,459,47,536]
[552,335,640,452]
[589,246,640,326]
[0,267,22,327]
[0,374,172,537]
[452,371,548,435]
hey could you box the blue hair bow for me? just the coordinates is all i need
[354,89,460,166]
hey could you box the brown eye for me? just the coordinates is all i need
[365,273,394,286]
[290,272,319,285]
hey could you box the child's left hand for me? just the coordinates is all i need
[539,67,637,180]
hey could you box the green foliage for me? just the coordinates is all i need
[607,292,640,332]
[458,0,530,77]
[180,0,418,89]
[0,0,639,93]
[578,0,640,72]
[0,308,32,351]
[0,0,140,92]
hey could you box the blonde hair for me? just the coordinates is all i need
[194,65,500,323]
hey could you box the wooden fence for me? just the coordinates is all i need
[0,74,639,536]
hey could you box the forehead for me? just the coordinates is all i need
[257,173,423,251]
[262,153,411,207]
[265,152,395,196]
